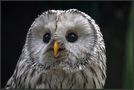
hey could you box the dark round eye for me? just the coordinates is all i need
[66,32,78,43]
[43,33,51,43]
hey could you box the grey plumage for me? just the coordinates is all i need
[5,9,106,89]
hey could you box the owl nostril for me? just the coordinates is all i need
[52,40,64,49]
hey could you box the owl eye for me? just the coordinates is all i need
[66,32,78,43]
[43,33,51,43]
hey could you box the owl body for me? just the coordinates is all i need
[5,9,106,89]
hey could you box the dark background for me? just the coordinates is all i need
[1,1,133,89]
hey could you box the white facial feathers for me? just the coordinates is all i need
[24,9,105,70]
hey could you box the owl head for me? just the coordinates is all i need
[22,9,106,72]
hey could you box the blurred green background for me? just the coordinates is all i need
[1,1,133,89]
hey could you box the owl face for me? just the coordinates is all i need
[26,9,97,71]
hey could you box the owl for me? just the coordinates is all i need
[5,9,106,89]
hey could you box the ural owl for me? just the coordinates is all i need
[5,9,106,89]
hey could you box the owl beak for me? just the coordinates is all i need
[53,41,60,58]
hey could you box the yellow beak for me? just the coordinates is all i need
[53,41,59,57]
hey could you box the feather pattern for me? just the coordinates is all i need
[5,9,106,89]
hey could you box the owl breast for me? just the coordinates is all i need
[17,64,103,89]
